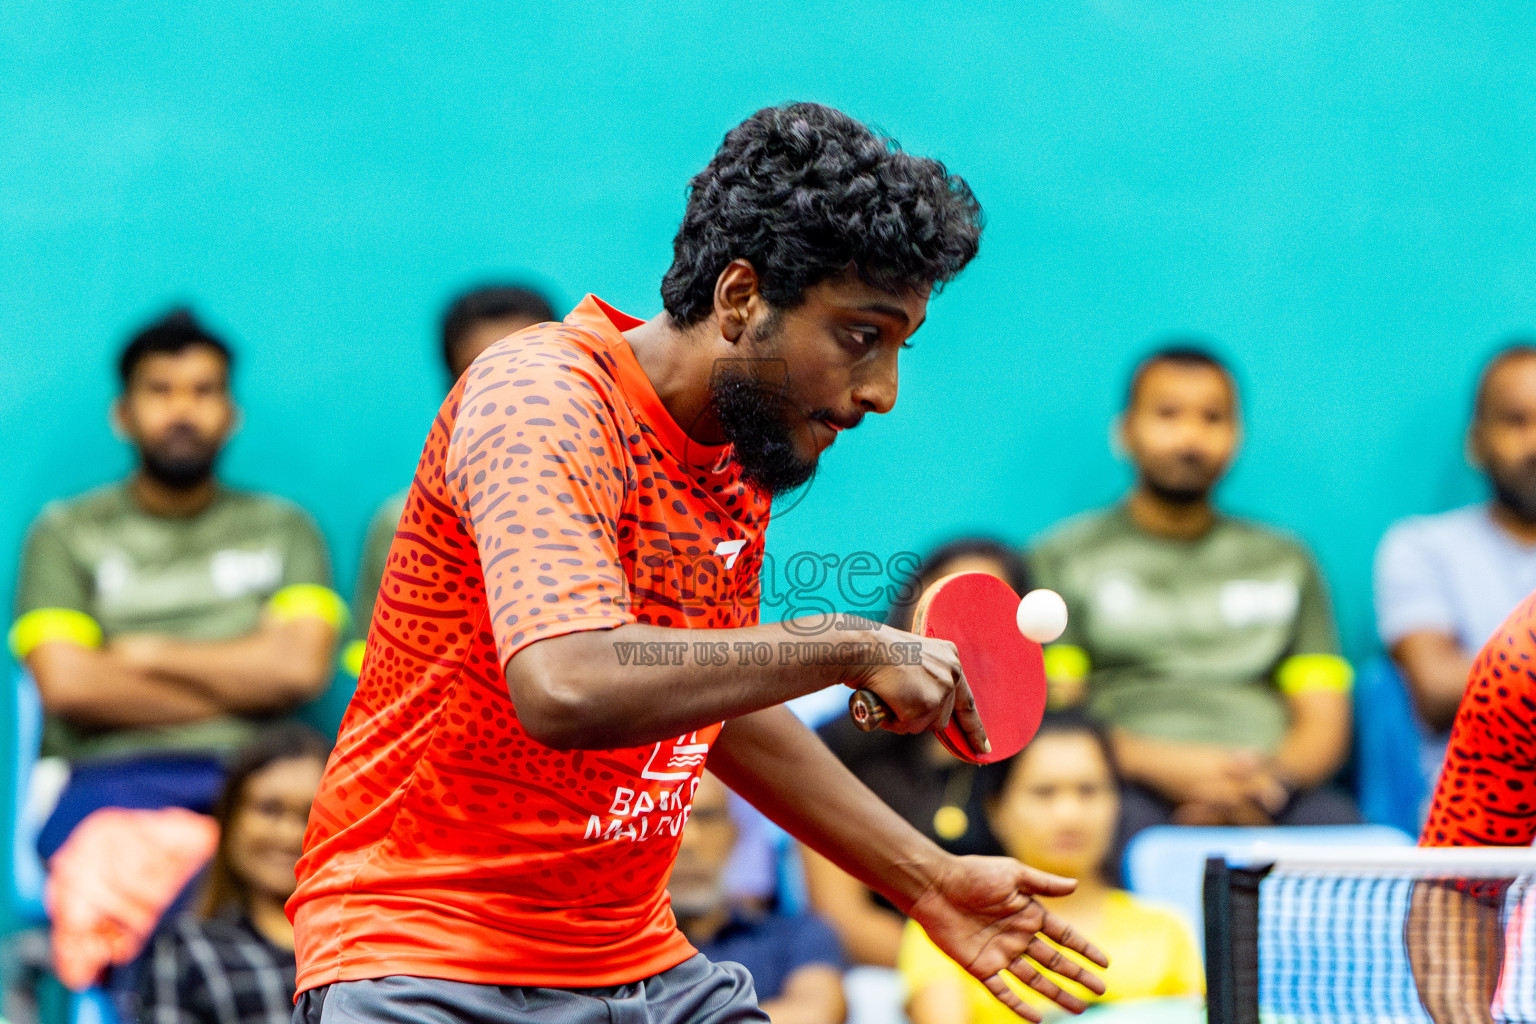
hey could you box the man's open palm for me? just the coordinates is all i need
[908,855,1109,1023]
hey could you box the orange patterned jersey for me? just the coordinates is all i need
[288,296,770,992]
[1422,589,1536,847]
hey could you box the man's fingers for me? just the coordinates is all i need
[935,678,957,732]
[1016,864,1078,899]
[1036,910,1110,971]
[951,671,990,756]
[1252,777,1289,814]
[980,975,1044,1024]
[1019,935,1107,995]
[1007,958,1090,1016]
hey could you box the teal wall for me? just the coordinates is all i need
[4,3,1534,735]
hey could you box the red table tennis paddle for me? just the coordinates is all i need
[848,571,1048,765]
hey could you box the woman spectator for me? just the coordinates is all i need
[133,724,329,1024]
[804,538,1031,968]
[900,712,1203,1022]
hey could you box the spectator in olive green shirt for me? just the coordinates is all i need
[10,309,346,856]
[346,285,557,674]
[1029,345,1357,863]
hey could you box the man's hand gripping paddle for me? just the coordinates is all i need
[848,572,1051,765]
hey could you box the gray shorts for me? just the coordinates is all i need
[292,954,767,1024]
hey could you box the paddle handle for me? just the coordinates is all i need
[849,688,890,731]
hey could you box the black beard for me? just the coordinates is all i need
[1141,473,1210,506]
[140,446,218,490]
[710,372,817,497]
[1491,465,1536,524]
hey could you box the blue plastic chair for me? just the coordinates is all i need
[11,670,121,1024]
[1122,824,1415,947]
[68,988,118,1024]
[1352,657,1433,835]
[12,669,49,924]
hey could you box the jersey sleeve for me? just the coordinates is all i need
[1290,550,1341,657]
[1422,592,1536,847]
[15,510,89,618]
[1274,550,1352,697]
[1026,542,1091,677]
[277,507,333,590]
[9,510,102,659]
[265,507,346,633]
[354,495,404,631]
[446,334,635,665]
[1374,521,1455,647]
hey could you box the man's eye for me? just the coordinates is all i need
[849,328,879,346]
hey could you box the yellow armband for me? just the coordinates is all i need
[341,639,367,678]
[1276,653,1354,695]
[266,584,349,632]
[8,608,103,660]
[1042,643,1091,683]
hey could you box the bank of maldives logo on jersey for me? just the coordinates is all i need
[583,732,711,844]
[642,732,710,782]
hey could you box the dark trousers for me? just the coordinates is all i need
[294,955,767,1024]
[38,753,225,859]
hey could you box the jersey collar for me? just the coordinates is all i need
[566,295,733,471]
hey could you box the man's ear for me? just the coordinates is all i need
[108,398,129,442]
[1109,413,1128,461]
[1467,425,1487,471]
[712,260,761,344]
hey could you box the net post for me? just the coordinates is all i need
[1204,855,1268,1024]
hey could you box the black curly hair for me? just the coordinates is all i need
[661,103,983,326]
[118,307,232,388]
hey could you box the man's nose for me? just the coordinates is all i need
[167,387,204,418]
[852,355,898,415]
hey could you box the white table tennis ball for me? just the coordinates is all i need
[1016,589,1068,644]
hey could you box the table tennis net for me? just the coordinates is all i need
[1204,847,1536,1024]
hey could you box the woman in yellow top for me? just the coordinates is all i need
[900,712,1203,1024]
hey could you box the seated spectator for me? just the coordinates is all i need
[9,309,344,859]
[132,724,330,1024]
[804,539,1027,968]
[900,713,1202,1024]
[347,284,558,673]
[670,772,846,1024]
[1029,345,1357,862]
[1375,343,1536,774]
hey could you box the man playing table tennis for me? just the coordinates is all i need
[1406,588,1536,1022]
[287,102,1106,1024]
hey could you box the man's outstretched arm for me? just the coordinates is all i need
[709,705,1107,1023]
[1406,879,1504,1024]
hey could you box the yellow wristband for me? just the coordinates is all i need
[1043,643,1091,683]
[266,584,349,632]
[9,608,104,660]
[341,639,367,678]
[1276,653,1354,695]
